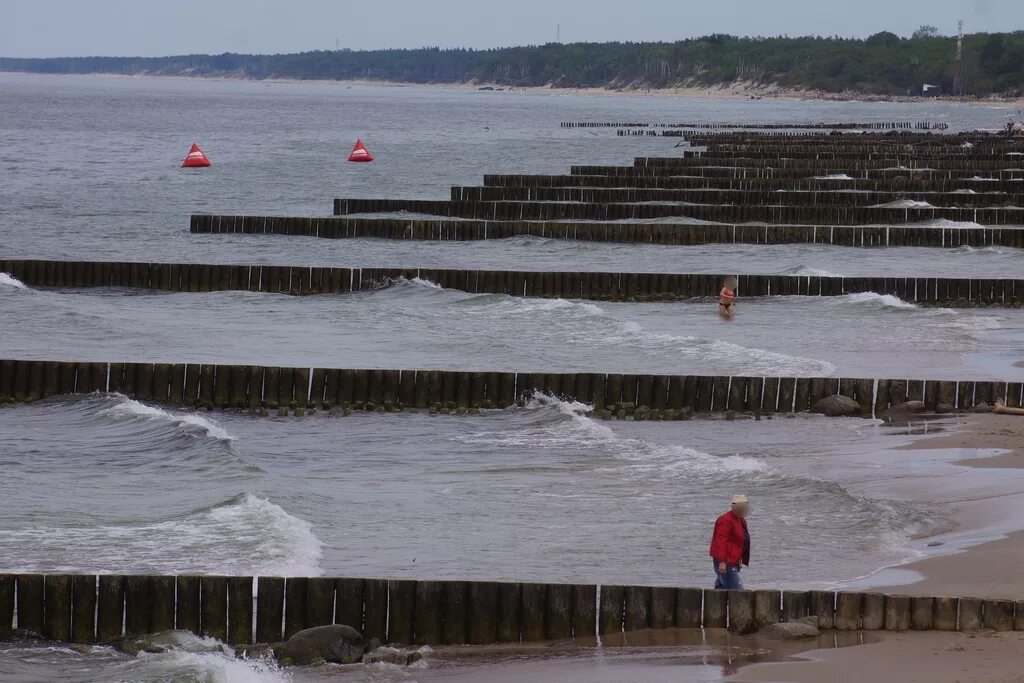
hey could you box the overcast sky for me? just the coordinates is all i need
[1,0,1019,58]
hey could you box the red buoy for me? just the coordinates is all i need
[182,143,211,168]
[347,139,373,162]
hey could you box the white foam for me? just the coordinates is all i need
[871,199,935,209]
[120,634,289,683]
[408,276,443,289]
[459,393,768,477]
[0,272,28,289]
[613,322,837,377]
[916,218,985,229]
[813,173,854,180]
[1,493,324,576]
[842,292,917,309]
[101,395,236,441]
[783,266,842,277]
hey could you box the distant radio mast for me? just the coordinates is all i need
[952,19,965,96]
[557,23,561,42]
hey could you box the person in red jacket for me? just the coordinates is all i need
[709,494,751,589]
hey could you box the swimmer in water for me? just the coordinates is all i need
[719,276,737,318]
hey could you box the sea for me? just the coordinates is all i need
[1,72,1023,681]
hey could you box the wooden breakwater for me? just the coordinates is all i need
[190,213,1024,248]
[2,359,1021,417]
[332,197,1024,226]
[451,186,1024,208]
[560,121,944,130]
[3,258,1023,306]
[481,173,1024,193]
[0,573,1020,646]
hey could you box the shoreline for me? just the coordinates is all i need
[865,413,1024,598]
[4,70,1024,109]
[736,413,1024,683]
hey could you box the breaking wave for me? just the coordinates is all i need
[840,292,918,310]
[0,493,323,576]
[871,199,935,209]
[100,394,236,441]
[0,272,28,289]
[455,392,768,477]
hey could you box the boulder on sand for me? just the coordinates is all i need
[759,621,820,640]
[811,395,860,417]
[275,624,365,665]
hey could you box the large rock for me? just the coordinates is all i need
[759,621,820,640]
[811,395,860,417]
[887,400,926,414]
[275,624,365,665]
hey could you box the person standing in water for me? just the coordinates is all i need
[709,494,751,589]
[719,276,737,318]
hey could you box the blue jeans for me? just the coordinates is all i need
[713,560,743,589]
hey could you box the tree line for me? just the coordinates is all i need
[2,31,1022,96]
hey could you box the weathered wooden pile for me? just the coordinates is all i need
[2,574,1021,647]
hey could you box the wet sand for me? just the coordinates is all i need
[736,414,1024,683]
[733,631,1024,683]
[869,414,1024,598]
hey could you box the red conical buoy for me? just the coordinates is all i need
[347,139,373,162]
[182,143,211,168]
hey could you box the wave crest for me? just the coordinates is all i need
[0,272,28,289]
[100,395,235,441]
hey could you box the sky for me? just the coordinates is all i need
[1,0,1020,58]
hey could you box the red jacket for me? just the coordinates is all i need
[709,510,750,567]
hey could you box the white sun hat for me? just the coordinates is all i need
[731,494,750,505]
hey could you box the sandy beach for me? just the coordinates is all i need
[7,70,1024,108]
[735,412,1024,683]
[733,631,1024,683]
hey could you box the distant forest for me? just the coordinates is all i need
[3,30,1024,97]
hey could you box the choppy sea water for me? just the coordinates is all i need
[2,73,1024,682]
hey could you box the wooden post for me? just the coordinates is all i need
[466,581,499,645]
[754,589,781,626]
[728,590,755,633]
[414,580,444,644]
[811,593,835,630]
[982,600,1014,631]
[200,575,229,641]
[150,575,176,634]
[933,596,957,631]
[43,575,72,641]
[834,592,861,630]
[704,589,727,628]
[861,593,885,630]
[520,583,545,642]
[442,581,469,644]
[176,576,201,634]
[70,575,96,643]
[363,579,388,642]
[572,584,597,639]
[292,578,327,630]
[884,595,911,631]
[959,598,983,630]
[283,577,308,639]
[675,588,703,628]
[256,577,285,643]
[227,577,253,645]
[621,585,650,632]
[495,582,521,642]
[650,586,676,629]
[334,578,364,632]
[545,584,573,639]
[911,596,935,630]
[599,585,624,634]
[96,575,125,641]
[386,580,415,644]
